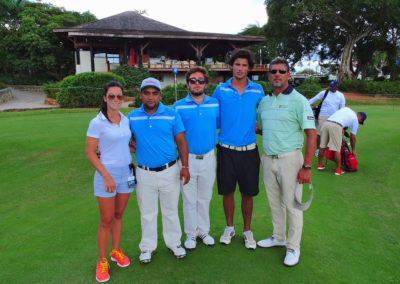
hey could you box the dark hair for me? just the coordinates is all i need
[185,66,209,83]
[228,48,255,69]
[269,57,290,71]
[99,80,124,122]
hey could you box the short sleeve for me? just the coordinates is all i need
[173,109,185,136]
[87,118,101,138]
[300,98,316,130]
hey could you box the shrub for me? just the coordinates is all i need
[42,81,61,99]
[339,79,400,95]
[161,83,188,105]
[295,78,322,98]
[256,81,271,94]
[0,82,7,89]
[112,65,150,89]
[56,72,125,108]
[205,83,218,96]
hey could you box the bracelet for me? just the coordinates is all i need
[302,165,312,170]
[182,166,189,169]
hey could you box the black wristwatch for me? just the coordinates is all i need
[302,165,312,170]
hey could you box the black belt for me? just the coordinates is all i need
[138,159,177,172]
[327,120,343,128]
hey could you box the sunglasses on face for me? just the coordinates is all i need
[269,69,288,74]
[187,78,206,85]
[107,94,123,100]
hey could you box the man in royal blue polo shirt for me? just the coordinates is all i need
[127,78,190,264]
[172,67,219,251]
[212,49,265,250]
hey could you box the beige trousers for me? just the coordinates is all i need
[261,150,303,251]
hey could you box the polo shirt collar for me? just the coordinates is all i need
[184,93,211,104]
[268,84,293,96]
[226,77,255,90]
[97,111,123,120]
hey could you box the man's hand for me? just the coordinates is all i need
[129,140,136,153]
[297,168,311,184]
[180,168,190,185]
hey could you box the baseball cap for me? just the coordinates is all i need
[358,111,367,125]
[140,77,161,91]
[330,80,339,87]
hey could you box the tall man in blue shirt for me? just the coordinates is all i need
[172,67,219,250]
[212,49,265,250]
[127,78,190,264]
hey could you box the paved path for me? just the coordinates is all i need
[0,88,57,111]
[0,88,132,111]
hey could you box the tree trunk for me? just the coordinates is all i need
[338,35,356,82]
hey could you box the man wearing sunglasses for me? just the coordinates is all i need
[212,49,265,250]
[172,67,219,251]
[127,77,190,263]
[256,57,316,267]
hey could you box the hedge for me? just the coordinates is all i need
[42,81,61,99]
[112,65,150,89]
[0,82,7,89]
[56,72,125,108]
[339,79,400,96]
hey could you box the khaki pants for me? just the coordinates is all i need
[316,116,329,135]
[261,150,303,251]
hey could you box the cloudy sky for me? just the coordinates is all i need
[44,0,268,34]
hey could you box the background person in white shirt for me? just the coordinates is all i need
[309,81,345,156]
[317,107,367,175]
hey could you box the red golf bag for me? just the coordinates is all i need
[325,133,358,172]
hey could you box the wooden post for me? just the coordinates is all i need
[89,40,94,71]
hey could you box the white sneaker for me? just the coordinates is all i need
[284,248,300,266]
[198,233,215,246]
[314,149,319,157]
[242,231,256,250]
[139,251,152,264]
[184,236,197,250]
[169,245,186,259]
[257,236,286,248]
[219,227,235,245]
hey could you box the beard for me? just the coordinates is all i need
[190,90,204,97]
[143,102,159,111]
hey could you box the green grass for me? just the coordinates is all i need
[0,105,399,283]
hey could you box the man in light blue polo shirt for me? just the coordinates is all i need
[256,57,316,267]
[172,67,219,250]
[212,49,265,250]
[127,77,190,264]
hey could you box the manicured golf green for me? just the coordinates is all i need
[0,105,399,283]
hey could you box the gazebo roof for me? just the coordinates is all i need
[54,11,266,43]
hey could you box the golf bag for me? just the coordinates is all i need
[325,131,358,172]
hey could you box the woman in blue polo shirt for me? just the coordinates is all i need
[86,81,133,283]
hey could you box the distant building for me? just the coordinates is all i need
[53,11,267,87]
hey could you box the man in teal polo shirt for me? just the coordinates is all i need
[212,49,265,250]
[127,78,190,264]
[172,67,219,250]
[256,57,316,267]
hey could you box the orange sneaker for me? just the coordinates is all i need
[110,248,130,267]
[335,169,345,176]
[96,258,110,283]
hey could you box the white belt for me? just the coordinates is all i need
[265,149,300,159]
[189,149,214,160]
[219,142,256,151]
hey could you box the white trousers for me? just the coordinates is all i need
[261,150,304,251]
[136,163,182,252]
[180,150,216,237]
